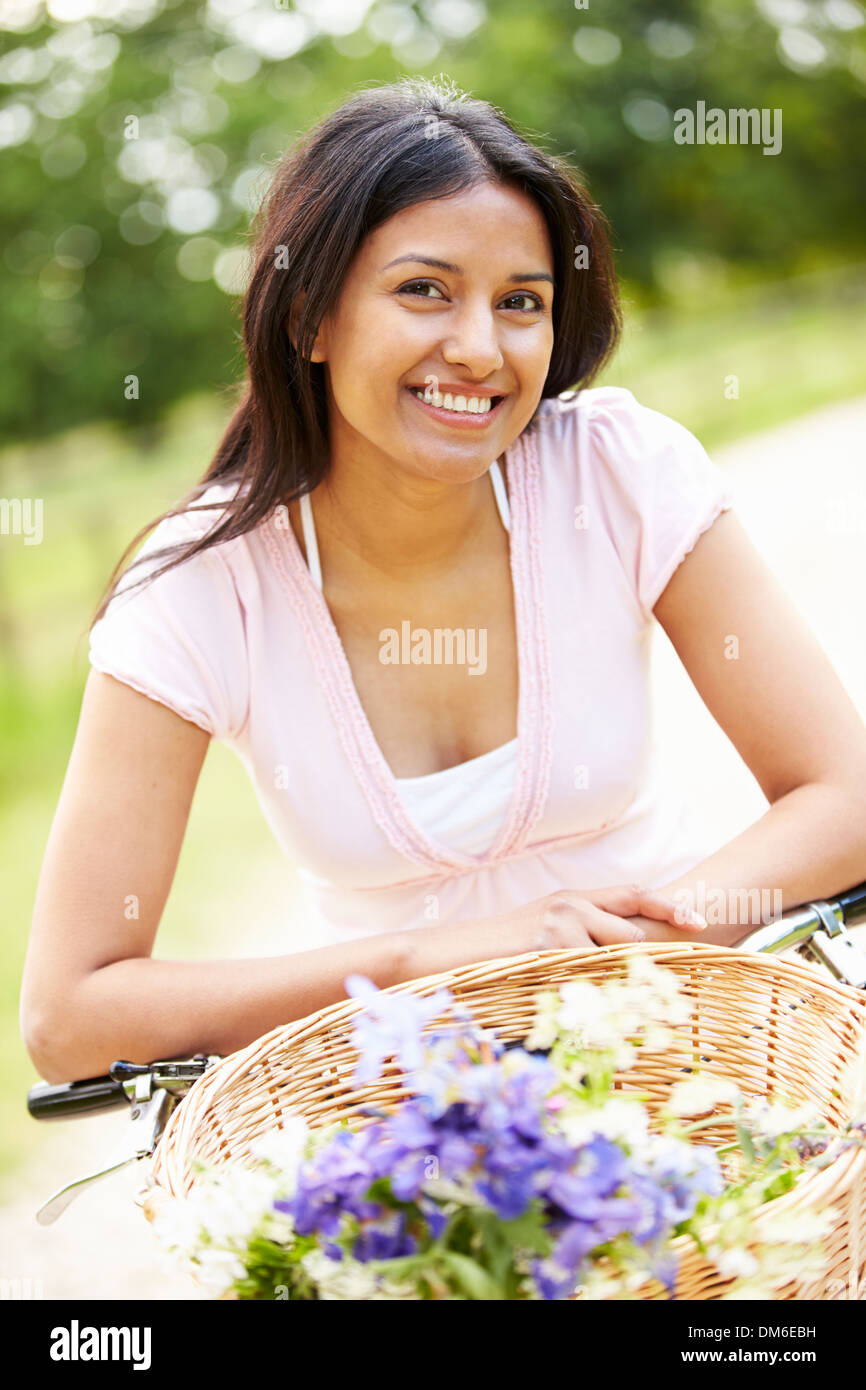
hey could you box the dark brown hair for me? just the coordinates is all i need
[88,73,621,628]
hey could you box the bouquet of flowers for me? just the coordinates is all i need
[147,954,865,1300]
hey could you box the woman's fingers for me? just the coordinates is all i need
[583,908,651,946]
[587,884,707,931]
[538,885,708,952]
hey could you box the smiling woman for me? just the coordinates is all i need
[21,74,866,1085]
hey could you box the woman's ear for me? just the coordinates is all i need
[285,290,327,362]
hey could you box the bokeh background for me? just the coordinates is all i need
[2,0,866,1296]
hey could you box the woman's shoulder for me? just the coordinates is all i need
[525,382,733,522]
[105,478,250,614]
[91,476,252,742]
[155,476,246,545]
[129,476,248,573]
[531,384,674,435]
[528,384,718,475]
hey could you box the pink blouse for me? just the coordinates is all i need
[88,386,737,951]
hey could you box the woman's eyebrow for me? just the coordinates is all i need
[381,253,553,285]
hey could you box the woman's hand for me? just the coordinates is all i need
[496,883,708,954]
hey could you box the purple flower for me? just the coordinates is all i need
[643,1141,723,1226]
[530,1257,579,1301]
[273,986,727,1300]
[544,1136,630,1218]
[353,1212,418,1263]
[284,1130,381,1236]
[416,1192,450,1240]
[458,1054,558,1136]
[344,975,455,1084]
[551,1219,610,1271]
[647,1246,679,1295]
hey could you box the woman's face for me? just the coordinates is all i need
[305,180,556,485]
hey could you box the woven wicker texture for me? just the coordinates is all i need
[146,942,866,1299]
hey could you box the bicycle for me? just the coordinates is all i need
[26,879,866,1226]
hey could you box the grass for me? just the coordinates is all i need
[2,268,865,1186]
[0,681,301,1186]
[603,263,866,446]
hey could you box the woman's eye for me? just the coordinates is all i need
[397,280,445,299]
[396,281,545,312]
[502,292,545,312]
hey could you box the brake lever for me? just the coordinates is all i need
[738,890,866,990]
[33,1055,221,1225]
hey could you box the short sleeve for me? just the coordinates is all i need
[88,500,249,742]
[576,386,736,621]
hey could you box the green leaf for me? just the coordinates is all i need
[761,1169,797,1202]
[438,1250,508,1300]
[735,1121,756,1163]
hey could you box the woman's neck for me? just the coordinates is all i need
[293,452,507,593]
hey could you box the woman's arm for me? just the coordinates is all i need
[21,672,696,1082]
[21,670,431,1081]
[634,508,866,945]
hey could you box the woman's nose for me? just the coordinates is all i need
[440,302,504,377]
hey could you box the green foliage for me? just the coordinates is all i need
[1,0,865,441]
[231,1234,321,1301]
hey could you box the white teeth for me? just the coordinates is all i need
[410,387,495,414]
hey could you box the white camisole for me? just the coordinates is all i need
[299,463,518,855]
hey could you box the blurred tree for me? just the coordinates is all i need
[0,0,863,443]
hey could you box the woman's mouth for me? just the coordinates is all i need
[405,385,507,428]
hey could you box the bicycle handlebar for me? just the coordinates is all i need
[23,880,866,1225]
[26,879,866,1124]
[734,878,866,986]
[27,1073,128,1120]
[27,1055,218,1122]
[833,882,866,920]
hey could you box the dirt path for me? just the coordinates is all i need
[650,392,866,854]
[3,394,865,1300]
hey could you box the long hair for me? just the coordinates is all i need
[88,73,622,628]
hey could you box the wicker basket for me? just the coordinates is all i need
[144,942,866,1300]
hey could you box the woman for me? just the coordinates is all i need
[21,77,866,1083]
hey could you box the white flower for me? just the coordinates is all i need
[525,991,561,1051]
[299,1248,421,1300]
[556,979,627,1047]
[248,1116,310,1191]
[639,1021,678,1053]
[668,1074,740,1117]
[299,1249,371,1299]
[422,1174,479,1206]
[559,1097,651,1150]
[622,1265,652,1293]
[757,1204,838,1246]
[150,1157,288,1269]
[624,953,692,1025]
[710,1246,760,1280]
[742,1096,823,1141]
[255,1202,298,1248]
[190,1247,249,1299]
[527,959,693,1071]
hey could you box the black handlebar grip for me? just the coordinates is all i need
[837,880,866,925]
[27,1074,129,1120]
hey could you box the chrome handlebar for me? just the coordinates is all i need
[25,880,866,1224]
[734,879,866,987]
